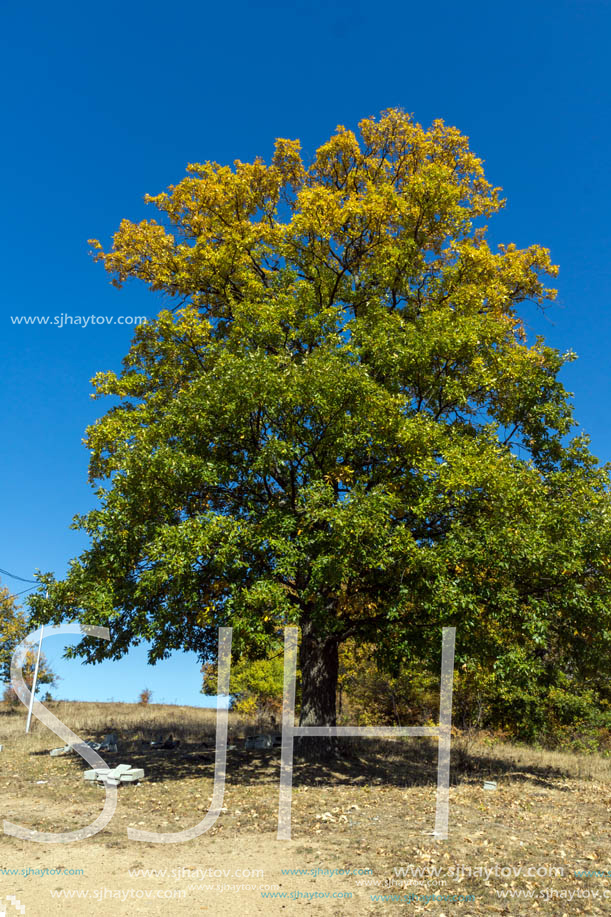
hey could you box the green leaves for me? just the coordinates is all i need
[29,110,611,740]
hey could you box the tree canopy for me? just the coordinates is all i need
[30,109,611,751]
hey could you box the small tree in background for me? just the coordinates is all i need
[202,651,286,725]
[139,687,153,705]
[0,584,56,707]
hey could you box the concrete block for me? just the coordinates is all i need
[245,734,274,750]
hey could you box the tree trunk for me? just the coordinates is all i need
[297,621,339,762]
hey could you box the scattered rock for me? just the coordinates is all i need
[51,736,118,757]
[100,734,118,753]
[315,812,336,822]
[84,763,144,786]
[144,733,180,750]
[50,745,73,757]
[245,734,275,750]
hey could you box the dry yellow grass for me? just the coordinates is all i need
[450,730,611,783]
[0,701,609,916]
[0,699,275,752]
[1,700,228,741]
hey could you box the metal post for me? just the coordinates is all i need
[25,589,47,734]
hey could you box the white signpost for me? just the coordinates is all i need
[25,590,47,734]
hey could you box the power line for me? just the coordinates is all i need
[0,567,42,604]
[0,585,40,604]
[0,567,39,584]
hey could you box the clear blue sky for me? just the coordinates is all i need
[1,0,610,706]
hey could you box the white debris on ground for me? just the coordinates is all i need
[50,733,118,756]
[84,763,144,786]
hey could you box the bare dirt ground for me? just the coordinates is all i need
[0,702,609,916]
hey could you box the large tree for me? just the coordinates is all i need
[30,110,611,755]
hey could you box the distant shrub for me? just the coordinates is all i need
[202,652,285,725]
[139,688,153,705]
[2,685,19,707]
